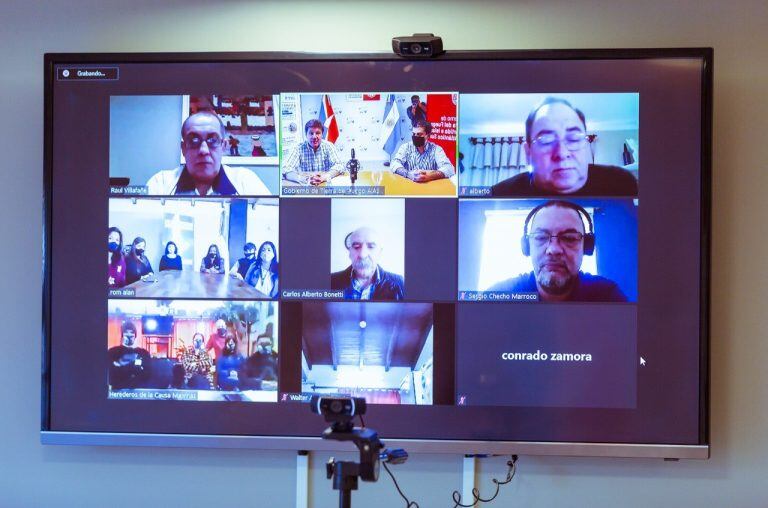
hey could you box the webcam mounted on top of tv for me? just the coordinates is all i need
[392,33,445,58]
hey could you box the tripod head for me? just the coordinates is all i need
[324,425,383,482]
[311,395,381,481]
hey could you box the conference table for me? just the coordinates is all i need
[123,270,270,299]
[283,169,458,196]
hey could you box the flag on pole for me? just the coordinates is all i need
[380,94,401,163]
[318,94,339,143]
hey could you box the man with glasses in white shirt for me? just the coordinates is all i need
[147,111,271,196]
[491,98,637,197]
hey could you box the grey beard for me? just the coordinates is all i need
[352,258,375,278]
[536,270,574,296]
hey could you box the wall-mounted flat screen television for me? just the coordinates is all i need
[43,49,711,459]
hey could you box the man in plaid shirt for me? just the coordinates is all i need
[391,120,455,183]
[282,119,345,186]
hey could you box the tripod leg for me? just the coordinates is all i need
[339,489,352,508]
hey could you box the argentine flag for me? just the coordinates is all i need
[380,94,401,164]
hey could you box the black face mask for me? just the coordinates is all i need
[108,242,119,252]
[245,253,255,259]
[135,249,145,256]
[412,135,426,148]
[209,253,216,258]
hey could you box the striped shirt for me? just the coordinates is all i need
[282,140,344,176]
[391,141,455,178]
[348,267,380,300]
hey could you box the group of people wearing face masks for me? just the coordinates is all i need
[108,317,278,393]
[108,227,156,287]
[178,319,278,392]
[108,227,279,297]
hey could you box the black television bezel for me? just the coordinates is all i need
[41,48,712,459]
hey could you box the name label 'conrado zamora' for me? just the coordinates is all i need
[501,350,593,362]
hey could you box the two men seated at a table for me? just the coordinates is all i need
[281,117,455,187]
[282,119,345,186]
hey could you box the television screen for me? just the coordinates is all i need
[43,50,710,458]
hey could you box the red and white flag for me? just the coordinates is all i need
[320,94,339,143]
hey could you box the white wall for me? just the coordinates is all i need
[2,0,767,506]
[330,198,405,275]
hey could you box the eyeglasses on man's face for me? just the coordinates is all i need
[183,134,223,150]
[530,132,587,153]
[528,231,584,249]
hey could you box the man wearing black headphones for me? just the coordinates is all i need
[330,227,404,300]
[488,200,627,302]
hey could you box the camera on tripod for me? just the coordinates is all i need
[310,395,408,507]
[311,395,366,431]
